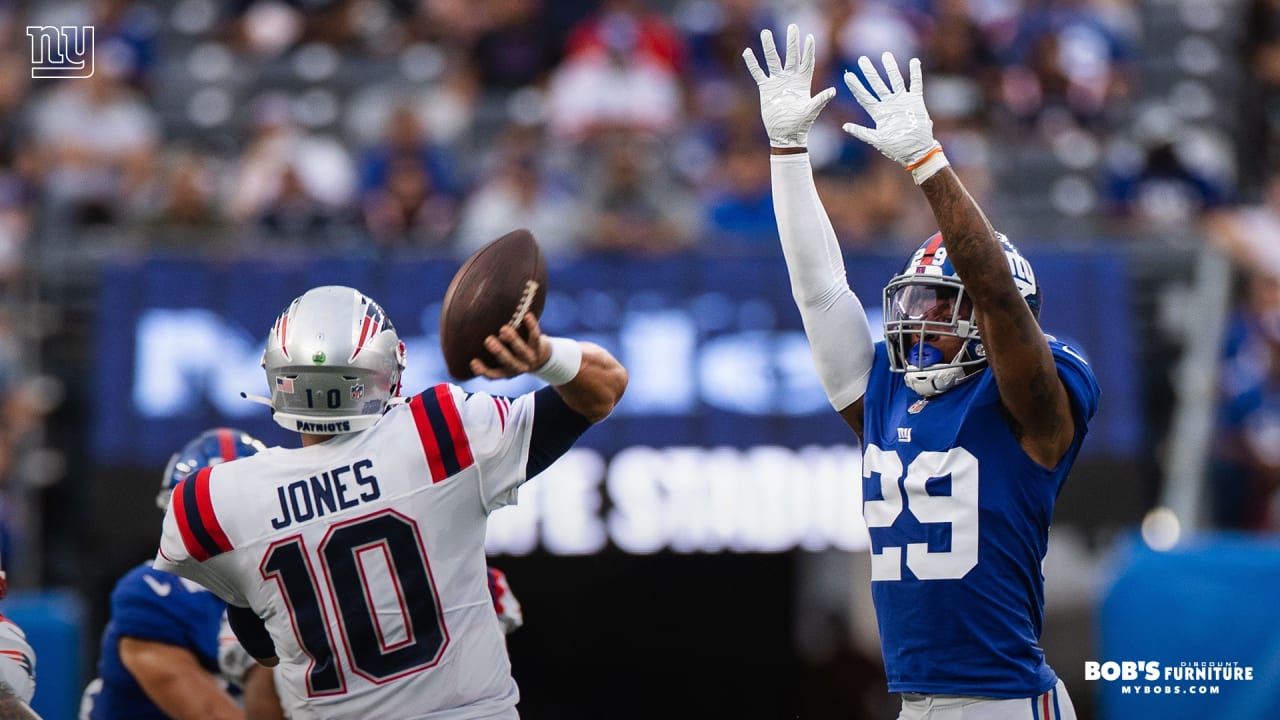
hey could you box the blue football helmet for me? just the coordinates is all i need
[157,428,267,511]
[883,231,1041,396]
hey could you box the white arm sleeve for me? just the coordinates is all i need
[771,153,874,410]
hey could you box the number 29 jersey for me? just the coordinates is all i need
[154,384,590,720]
[860,338,1099,697]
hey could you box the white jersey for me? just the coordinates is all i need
[0,615,35,703]
[155,384,588,720]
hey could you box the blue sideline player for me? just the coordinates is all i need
[745,25,1099,720]
[81,428,266,720]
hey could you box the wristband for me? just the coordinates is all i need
[905,144,949,185]
[531,337,582,386]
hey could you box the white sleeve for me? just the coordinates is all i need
[771,153,874,410]
[454,389,535,512]
[154,507,248,607]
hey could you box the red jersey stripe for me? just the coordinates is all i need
[171,475,209,561]
[410,395,447,481]
[434,385,474,469]
[493,397,508,432]
[194,467,233,555]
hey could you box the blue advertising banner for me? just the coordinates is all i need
[92,249,1137,554]
[1096,534,1280,720]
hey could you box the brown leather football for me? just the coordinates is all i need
[439,229,547,380]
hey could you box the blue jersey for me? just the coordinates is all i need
[861,338,1099,697]
[86,561,227,719]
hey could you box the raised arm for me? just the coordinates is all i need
[744,24,875,438]
[842,53,1075,467]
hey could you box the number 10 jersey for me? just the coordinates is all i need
[155,384,591,719]
[860,339,1099,697]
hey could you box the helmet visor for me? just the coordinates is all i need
[885,283,972,329]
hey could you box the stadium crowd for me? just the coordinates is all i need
[0,1,1277,717]
[1,0,1156,264]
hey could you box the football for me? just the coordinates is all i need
[439,228,548,380]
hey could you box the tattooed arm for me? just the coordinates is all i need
[920,168,1074,468]
[842,52,1074,467]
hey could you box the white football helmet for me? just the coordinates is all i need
[883,232,1041,397]
[261,286,406,434]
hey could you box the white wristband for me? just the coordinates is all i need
[531,337,582,386]
[906,145,949,185]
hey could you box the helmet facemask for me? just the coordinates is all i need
[884,274,985,397]
[883,231,1040,397]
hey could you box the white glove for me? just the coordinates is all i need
[743,24,836,149]
[842,52,949,184]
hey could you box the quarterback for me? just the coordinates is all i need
[745,25,1099,720]
[155,286,626,719]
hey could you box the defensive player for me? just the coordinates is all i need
[0,566,38,719]
[154,286,626,719]
[81,428,266,720]
[745,26,1099,719]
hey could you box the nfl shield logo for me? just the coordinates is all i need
[908,398,928,414]
[350,384,365,400]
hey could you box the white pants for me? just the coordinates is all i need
[897,679,1076,720]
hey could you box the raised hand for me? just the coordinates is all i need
[842,52,948,184]
[742,24,836,149]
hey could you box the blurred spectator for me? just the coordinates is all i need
[580,134,698,255]
[0,162,31,290]
[471,0,564,89]
[998,0,1137,132]
[253,163,355,244]
[1240,0,1280,195]
[136,149,229,248]
[1204,172,1280,280]
[30,59,159,226]
[92,0,161,89]
[228,95,356,245]
[362,155,456,250]
[1102,106,1233,232]
[919,0,1000,130]
[545,1,686,139]
[357,104,459,202]
[795,0,922,96]
[228,0,360,53]
[565,0,686,71]
[1205,180,1280,529]
[702,141,776,252]
[454,132,582,257]
[828,0,922,68]
[816,162,934,250]
[1210,270,1280,530]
